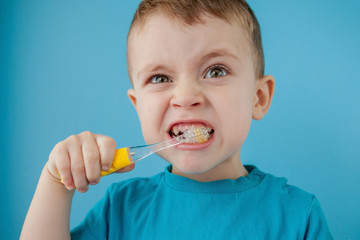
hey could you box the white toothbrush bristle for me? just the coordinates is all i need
[177,126,211,143]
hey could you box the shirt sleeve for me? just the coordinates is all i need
[304,196,333,240]
[70,189,110,240]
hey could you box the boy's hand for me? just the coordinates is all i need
[46,131,134,193]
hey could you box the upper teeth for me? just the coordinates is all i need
[170,124,214,138]
[173,128,180,135]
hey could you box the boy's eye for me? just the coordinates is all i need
[205,66,228,78]
[149,75,171,84]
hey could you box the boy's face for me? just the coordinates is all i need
[127,14,271,181]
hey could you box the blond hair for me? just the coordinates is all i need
[128,0,264,78]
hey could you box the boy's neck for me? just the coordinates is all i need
[171,160,249,182]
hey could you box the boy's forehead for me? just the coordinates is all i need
[128,12,251,47]
[127,13,252,79]
[129,11,249,41]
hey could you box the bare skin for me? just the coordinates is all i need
[20,132,134,240]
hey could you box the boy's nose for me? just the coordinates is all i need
[170,82,205,110]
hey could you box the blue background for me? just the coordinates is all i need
[1,0,359,239]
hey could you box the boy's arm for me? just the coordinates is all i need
[20,131,134,240]
[20,164,74,240]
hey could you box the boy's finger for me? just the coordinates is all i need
[68,144,88,193]
[52,143,74,190]
[114,163,135,173]
[95,135,116,171]
[81,138,101,185]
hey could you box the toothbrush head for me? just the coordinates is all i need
[176,126,211,144]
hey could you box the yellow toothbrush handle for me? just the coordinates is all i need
[100,147,133,176]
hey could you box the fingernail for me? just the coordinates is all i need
[78,187,88,193]
[90,179,100,185]
[102,165,109,171]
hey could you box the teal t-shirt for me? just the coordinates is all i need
[71,165,332,239]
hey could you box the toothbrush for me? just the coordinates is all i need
[59,126,211,182]
[101,126,210,177]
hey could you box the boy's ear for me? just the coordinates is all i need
[127,89,137,109]
[252,75,275,120]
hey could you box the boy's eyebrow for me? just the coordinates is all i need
[137,64,174,80]
[199,49,241,63]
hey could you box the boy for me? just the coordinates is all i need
[21,0,332,239]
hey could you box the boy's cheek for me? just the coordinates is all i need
[139,121,156,144]
[222,109,252,143]
[138,110,163,143]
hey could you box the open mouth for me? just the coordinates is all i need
[169,123,215,144]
